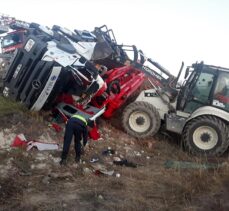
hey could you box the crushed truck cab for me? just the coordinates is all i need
[2,24,105,111]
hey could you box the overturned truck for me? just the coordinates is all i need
[1,23,148,120]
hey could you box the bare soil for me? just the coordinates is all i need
[0,112,229,211]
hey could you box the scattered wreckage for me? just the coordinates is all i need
[0,15,173,125]
[1,16,228,156]
[0,20,158,122]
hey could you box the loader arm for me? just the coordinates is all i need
[117,46,175,87]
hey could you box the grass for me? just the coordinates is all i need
[0,177,24,206]
[0,99,228,210]
[0,135,229,210]
[0,96,49,123]
[0,96,27,117]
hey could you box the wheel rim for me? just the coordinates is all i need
[193,126,218,150]
[129,111,151,133]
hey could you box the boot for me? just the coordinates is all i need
[75,157,81,163]
[59,159,67,166]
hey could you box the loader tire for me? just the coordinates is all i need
[183,115,229,156]
[122,101,161,139]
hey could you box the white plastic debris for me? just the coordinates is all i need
[113,157,121,162]
[136,152,141,157]
[83,168,92,174]
[98,195,104,200]
[27,141,59,151]
[116,173,121,178]
[90,157,99,163]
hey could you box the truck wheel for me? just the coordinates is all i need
[122,101,161,138]
[183,116,229,156]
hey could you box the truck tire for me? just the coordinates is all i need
[183,115,229,156]
[122,101,161,139]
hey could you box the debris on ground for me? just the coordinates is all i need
[102,147,115,156]
[89,157,99,163]
[91,163,114,176]
[11,134,27,148]
[0,14,229,211]
[113,159,137,168]
[115,173,121,178]
[11,134,59,151]
[0,114,228,210]
[26,141,59,151]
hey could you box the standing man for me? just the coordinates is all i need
[60,114,89,165]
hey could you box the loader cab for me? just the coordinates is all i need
[177,62,229,113]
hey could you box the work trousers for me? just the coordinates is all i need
[61,118,86,160]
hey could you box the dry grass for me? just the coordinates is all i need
[60,137,229,211]
[1,140,229,211]
[0,177,24,206]
[0,96,51,126]
[0,96,26,117]
[0,109,228,210]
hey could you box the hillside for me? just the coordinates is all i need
[0,97,229,210]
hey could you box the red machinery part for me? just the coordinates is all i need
[102,71,144,118]
[89,125,100,140]
[54,65,145,120]
[91,65,145,118]
[56,94,74,105]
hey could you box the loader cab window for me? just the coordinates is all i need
[213,72,229,112]
[183,71,215,113]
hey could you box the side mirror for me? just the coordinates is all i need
[184,67,190,79]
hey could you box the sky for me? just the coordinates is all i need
[1,0,229,75]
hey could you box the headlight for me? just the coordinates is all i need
[3,87,9,97]
[24,39,35,52]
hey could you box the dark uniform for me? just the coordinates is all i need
[60,114,88,164]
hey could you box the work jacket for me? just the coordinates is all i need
[71,114,88,146]
[72,114,87,126]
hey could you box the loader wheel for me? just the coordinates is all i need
[122,101,161,139]
[183,116,229,156]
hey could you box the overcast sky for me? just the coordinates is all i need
[1,0,229,75]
